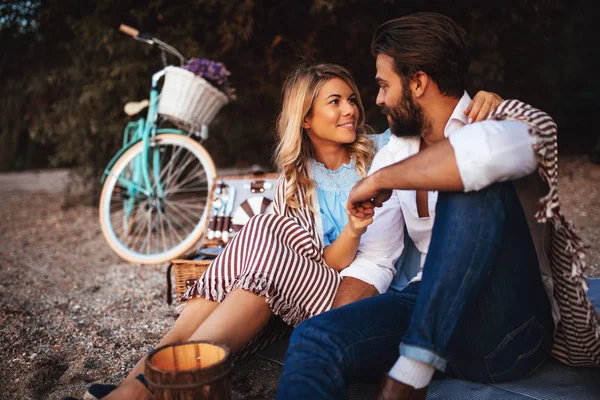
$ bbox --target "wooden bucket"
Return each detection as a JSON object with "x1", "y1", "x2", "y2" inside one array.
[{"x1": 145, "y1": 341, "x2": 232, "y2": 400}]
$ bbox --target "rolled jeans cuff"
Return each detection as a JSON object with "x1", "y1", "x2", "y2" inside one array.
[{"x1": 400, "y1": 342, "x2": 447, "y2": 372}]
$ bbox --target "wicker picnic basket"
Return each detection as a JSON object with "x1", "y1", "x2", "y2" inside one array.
[
  {"x1": 171, "y1": 258, "x2": 213, "y2": 300},
  {"x1": 167, "y1": 172, "x2": 280, "y2": 303},
  {"x1": 158, "y1": 66, "x2": 229, "y2": 130},
  {"x1": 145, "y1": 341, "x2": 232, "y2": 399}
]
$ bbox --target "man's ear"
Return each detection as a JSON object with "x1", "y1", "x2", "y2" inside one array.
[{"x1": 411, "y1": 71, "x2": 429, "y2": 98}]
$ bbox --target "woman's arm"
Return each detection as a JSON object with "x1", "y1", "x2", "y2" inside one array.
[
  {"x1": 465, "y1": 90, "x2": 503, "y2": 123},
  {"x1": 323, "y1": 212, "x2": 373, "y2": 271}
]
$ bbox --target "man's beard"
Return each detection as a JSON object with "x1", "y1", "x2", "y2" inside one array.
[{"x1": 382, "y1": 87, "x2": 430, "y2": 138}]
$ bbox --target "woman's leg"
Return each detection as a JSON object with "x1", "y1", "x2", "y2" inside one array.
[
  {"x1": 188, "y1": 288, "x2": 273, "y2": 353},
  {"x1": 104, "y1": 297, "x2": 219, "y2": 400},
  {"x1": 332, "y1": 277, "x2": 379, "y2": 309},
  {"x1": 104, "y1": 289, "x2": 272, "y2": 399}
]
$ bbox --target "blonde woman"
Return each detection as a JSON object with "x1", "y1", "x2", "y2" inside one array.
[{"x1": 85, "y1": 64, "x2": 501, "y2": 400}]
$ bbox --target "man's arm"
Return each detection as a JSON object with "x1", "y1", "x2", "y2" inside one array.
[
  {"x1": 373, "y1": 138, "x2": 464, "y2": 191},
  {"x1": 349, "y1": 119, "x2": 538, "y2": 216}
]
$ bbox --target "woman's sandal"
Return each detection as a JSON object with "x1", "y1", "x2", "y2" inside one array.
[
  {"x1": 82, "y1": 375, "x2": 151, "y2": 399},
  {"x1": 82, "y1": 383, "x2": 117, "y2": 400}
]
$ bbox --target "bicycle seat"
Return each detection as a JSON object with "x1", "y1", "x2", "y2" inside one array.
[{"x1": 124, "y1": 99, "x2": 150, "y2": 116}]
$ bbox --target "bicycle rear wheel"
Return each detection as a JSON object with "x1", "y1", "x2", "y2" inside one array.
[{"x1": 99, "y1": 133, "x2": 216, "y2": 264}]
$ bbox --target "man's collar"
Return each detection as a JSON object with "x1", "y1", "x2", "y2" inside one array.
[{"x1": 443, "y1": 91, "x2": 471, "y2": 137}]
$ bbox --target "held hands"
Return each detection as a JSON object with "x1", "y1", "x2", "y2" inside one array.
[
  {"x1": 347, "y1": 174, "x2": 392, "y2": 219},
  {"x1": 346, "y1": 210, "x2": 373, "y2": 238},
  {"x1": 464, "y1": 91, "x2": 503, "y2": 123}
]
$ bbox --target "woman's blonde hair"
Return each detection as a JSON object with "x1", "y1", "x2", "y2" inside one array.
[{"x1": 275, "y1": 63, "x2": 374, "y2": 209}]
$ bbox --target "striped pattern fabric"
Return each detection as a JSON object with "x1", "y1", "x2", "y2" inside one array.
[
  {"x1": 491, "y1": 100, "x2": 600, "y2": 366},
  {"x1": 180, "y1": 175, "x2": 340, "y2": 328}
]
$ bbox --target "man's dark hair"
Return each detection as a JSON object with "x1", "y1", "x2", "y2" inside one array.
[{"x1": 371, "y1": 12, "x2": 469, "y2": 98}]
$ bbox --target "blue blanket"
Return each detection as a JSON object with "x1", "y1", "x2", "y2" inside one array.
[{"x1": 259, "y1": 279, "x2": 600, "y2": 399}]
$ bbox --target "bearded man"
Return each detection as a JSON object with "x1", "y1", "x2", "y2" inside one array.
[{"x1": 275, "y1": 12, "x2": 582, "y2": 400}]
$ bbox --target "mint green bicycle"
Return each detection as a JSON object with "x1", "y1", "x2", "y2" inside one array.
[{"x1": 99, "y1": 25, "x2": 224, "y2": 265}]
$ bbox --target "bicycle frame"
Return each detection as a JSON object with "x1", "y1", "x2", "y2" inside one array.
[{"x1": 101, "y1": 69, "x2": 188, "y2": 218}]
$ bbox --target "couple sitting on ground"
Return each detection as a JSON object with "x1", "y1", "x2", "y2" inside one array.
[{"x1": 84, "y1": 12, "x2": 599, "y2": 400}]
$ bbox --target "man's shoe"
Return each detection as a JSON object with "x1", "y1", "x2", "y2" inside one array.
[
  {"x1": 413, "y1": 387, "x2": 427, "y2": 400},
  {"x1": 374, "y1": 376, "x2": 428, "y2": 400}
]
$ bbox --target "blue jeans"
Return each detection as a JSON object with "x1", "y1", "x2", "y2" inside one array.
[{"x1": 276, "y1": 182, "x2": 554, "y2": 400}]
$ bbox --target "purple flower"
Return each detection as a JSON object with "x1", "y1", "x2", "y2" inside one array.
[
  {"x1": 183, "y1": 58, "x2": 231, "y2": 87},
  {"x1": 181, "y1": 58, "x2": 236, "y2": 100}
]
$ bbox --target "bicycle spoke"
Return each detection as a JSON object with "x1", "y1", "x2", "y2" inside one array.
[
  {"x1": 109, "y1": 192, "x2": 147, "y2": 208},
  {"x1": 156, "y1": 206, "x2": 169, "y2": 253},
  {"x1": 165, "y1": 196, "x2": 208, "y2": 204},
  {"x1": 166, "y1": 167, "x2": 207, "y2": 193},
  {"x1": 138, "y1": 210, "x2": 153, "y2": 255},
  {"x1": 136, "y1": 208, "x2": 158, "y2": 255},
  {"x1": 166, "y1": 200, "x2": 198, "y2": 228},
  {"x1": 164, "y1": 187, "x2": 210, "y2": 196},
  {"x1": 156, "y1": 140, "x2": 195, "y2": 193},
  {"x1": 109, "y1": 202, "x2": 140, "y2": 242},
  {"x1": 164, "y1": 149, "x2": 202, "y2": 192},
  {"x1": 163, "y1": 172, "x2": 209, "y2": 196},
  {"x1": 166, "y1": 154, "x2": 206, "y2": 186},
  {"x1": 123, "y1": 208, "x2": 148, "y2": 249},
  {"x1": 149, "y1": 210, "x2": 157, "y2": 255},
  {"x1": 111, "y1": 209, "x2": 127, "y2": 235},
  {"x1": 123, "y1": 205, "x2": 148, "y2": 246},
  {"x1": 164, "y1": 200, "x2": 207, "y2": 221},
  {"x1": 168, "y1": 197, "x2": 203, "y2": 220},
  {"x1": 164, "y1": 199, "x2": 207, "y2": 209},
  {"x1": 152, "y1": 208, "x2": 159, "y2": 254},
  {"x1": 166, "y1": 200, "x2": 197, "y2": 238},
  {"x1": 158, "y1": 141, "x2": 188, "y2": 191},
  {"x1": 162, "y1": 208, "x2": 185, "y2": 245}
]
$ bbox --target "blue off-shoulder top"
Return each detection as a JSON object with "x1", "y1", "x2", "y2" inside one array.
[{"x1": 310, "y1": 131, "x2": 391, "y2": 246}]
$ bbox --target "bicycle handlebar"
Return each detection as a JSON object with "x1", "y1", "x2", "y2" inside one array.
[
  {"x1": 119, "y1": 24, "x2": 139, "y2": 37},
  {"x1": 118, "y1": 23, "x2": 188, "y2": 66}
]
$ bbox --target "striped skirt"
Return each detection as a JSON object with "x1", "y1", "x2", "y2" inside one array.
[{"x1": 179, "y1": 213, "x2": 341, "y2": 356}]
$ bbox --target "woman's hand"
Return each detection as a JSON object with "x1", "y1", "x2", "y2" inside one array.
[
  {"x1": 464, "y1": 91, "x2": 503, "y2": 123},
  {"x1": 346, "y1": 212, "x2": 373, "y2": 238},
  {"x1": 323, "y1": 210, "x2": 373, "y2": 271}
]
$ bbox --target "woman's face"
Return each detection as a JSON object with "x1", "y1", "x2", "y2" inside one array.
[{"x1": 303, "y1": 77, "x2": 359, "y2": 148}]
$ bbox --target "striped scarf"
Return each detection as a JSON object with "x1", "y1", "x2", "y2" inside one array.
[{"x1": 491, "y1": 100, "x2": 600, "y2": 366}]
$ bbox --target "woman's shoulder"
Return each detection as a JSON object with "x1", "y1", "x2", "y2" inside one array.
[{"x1": 274, "y1": 172, "x2": 286, "y2": 192}]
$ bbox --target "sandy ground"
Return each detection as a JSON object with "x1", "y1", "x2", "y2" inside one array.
[{"x1": 0, "y1": 157, "x2": 598, "y2": 400}]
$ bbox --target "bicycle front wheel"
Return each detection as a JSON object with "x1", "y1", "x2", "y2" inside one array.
[{"x1": 99, "y1": 134, "x2": 216, "y2": 264}]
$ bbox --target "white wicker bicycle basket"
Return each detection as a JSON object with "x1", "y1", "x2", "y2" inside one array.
[{"x1": 158, "y1": 66, "x2": 229, "y2": 129}]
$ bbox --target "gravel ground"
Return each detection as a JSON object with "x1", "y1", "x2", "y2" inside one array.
[{"x1": 0, "y1": 157, "x2": 598, "y2": 400}]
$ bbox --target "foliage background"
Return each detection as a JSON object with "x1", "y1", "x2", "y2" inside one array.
[{"x1": 1, "y1": 0, "x2": 599, "y2": 200}]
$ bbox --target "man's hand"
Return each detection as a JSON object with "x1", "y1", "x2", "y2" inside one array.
[{"x1": 347, "y1": 174, "x2": 392, "y2": 218}]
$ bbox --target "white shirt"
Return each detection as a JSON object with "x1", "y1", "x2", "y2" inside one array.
[{"x1": 339, "y1": 92, "x2": 538, "y2": 293}]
